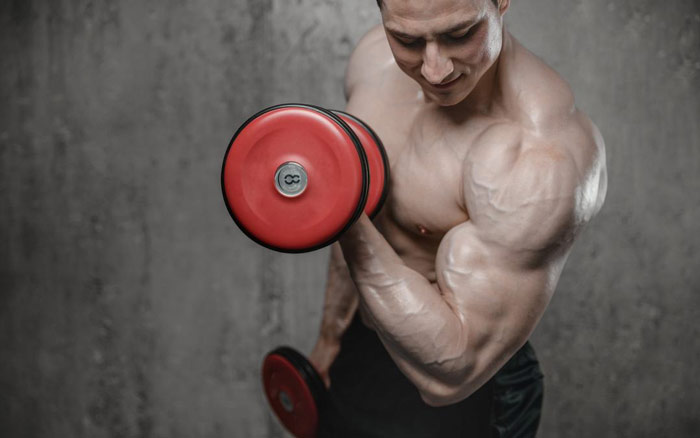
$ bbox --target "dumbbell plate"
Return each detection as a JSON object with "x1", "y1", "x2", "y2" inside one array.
[
  {"x1": 262, "y1": 347, "x2": 327, "y2": 438},
  {"x1": 221, "y1": 104, "x2": 369, "y2": 252},
  {"x1": 332, "y1": 110, "x2": 390, "y2": 218}
]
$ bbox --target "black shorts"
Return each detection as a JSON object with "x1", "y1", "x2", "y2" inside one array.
[{"x1": 318, "y1": 315, "x2": 544, "y2": 438}]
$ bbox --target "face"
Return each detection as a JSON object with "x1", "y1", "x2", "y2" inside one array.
[{"x1": 381, "y1": 0, "x2": 507, "y2": 106}]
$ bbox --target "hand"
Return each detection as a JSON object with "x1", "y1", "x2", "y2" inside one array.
[{"x1": 308, "y1": 336, "x2": 342, "y2": 389}]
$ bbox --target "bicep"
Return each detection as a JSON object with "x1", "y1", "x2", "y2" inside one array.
[
  {"x1": 435, "y1": 222, "x2": 554, "y2": 374},
  {"x1": 434, "y1": 147, "x2": 584, "y2": 375}
]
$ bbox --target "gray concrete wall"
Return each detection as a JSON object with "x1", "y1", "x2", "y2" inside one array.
[{"x1": 0, "y1": 0, "x2": 697, "y2": 437}]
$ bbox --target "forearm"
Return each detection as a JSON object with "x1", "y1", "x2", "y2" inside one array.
[
  {"x1": 316, "y1": 243, "x2": 360, "y2": 342},
  {"x1": 338, "y1": 215, "x2": 473, "y2": 398}
]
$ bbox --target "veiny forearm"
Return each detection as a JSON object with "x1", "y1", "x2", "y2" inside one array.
[
  {"x1": 317, "y1": 243, "x2": 360, "y2": 342},
  {"x1": 338, "y1": 215, "x2": 473, "y2": 397}
]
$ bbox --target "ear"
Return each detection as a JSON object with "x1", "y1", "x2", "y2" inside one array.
[{"x1": 498, "y1": 0, "x2": 510, "y2": 15}]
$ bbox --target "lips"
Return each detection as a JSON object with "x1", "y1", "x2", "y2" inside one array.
[{"x1": 431, "y1": 74, "x2": 462, "y2": 90}]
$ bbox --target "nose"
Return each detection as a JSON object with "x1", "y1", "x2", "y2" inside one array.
[{"x1": 421, "y1": 41, "x2": 454, "y2": 84}]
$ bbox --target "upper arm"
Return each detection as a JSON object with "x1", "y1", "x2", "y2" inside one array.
[
  {"x1": 426, "y1": 120, "x2": 606, "y2": 403},
  {"x1": 467, "y1": 135, "x2": 580, "y2": 264},
  {"x1": 463, "y1": 115, "x2": 606, "y2": 264}
]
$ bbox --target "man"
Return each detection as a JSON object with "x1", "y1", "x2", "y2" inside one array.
[{"x1": 309, "y1": 0, "x2": 607, "y2": 436}]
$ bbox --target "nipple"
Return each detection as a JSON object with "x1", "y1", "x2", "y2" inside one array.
[{"x1": 416, "y1": 224, "x2": 431, "y2": 235}]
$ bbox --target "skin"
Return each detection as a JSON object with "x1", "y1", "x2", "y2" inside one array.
[{"x1": 309, "y1": 0, "x2": 607, "y2": 406}]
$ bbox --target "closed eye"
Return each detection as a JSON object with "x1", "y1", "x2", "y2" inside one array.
[
  {"x1": 387, "y1": 30, "x2": 424, "y2": 48},
  {"x1": 444, "y1": 21, "x2": 482, "y2": 44},
  {"x1": 444, "y1": 28, "x2": 475, "y2": 43},
  {"x1": 395, "y1": 36, "x2": 423, "y2": 48}
]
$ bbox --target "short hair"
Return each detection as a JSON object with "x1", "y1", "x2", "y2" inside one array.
[{"x1": 376, "y1": 0, "x2": 499, "y2": 8}]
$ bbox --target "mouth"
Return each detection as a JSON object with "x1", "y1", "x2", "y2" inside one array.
[{"x1": 430, "y1": 74, "x2": 463, "y2": 90}]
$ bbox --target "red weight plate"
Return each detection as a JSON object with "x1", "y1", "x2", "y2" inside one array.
[
  {"x1": 222, "y1": 104, "x2": 369, "y2": 252},
  {"x1": 333, "y1": 111, "x2": 390, "y2": 218},
  {"x1": 262, "y1": 353, "x2": 319, "y2": 438}
]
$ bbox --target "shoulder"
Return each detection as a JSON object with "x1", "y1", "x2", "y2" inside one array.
[
  {"x1": 344, "y1": 24, "x2": 394, "y2": 99},
  {"x1": 499, "y1": 35, "x2": 577, "y2": 129},
  {"x1": 475, "y1": 36, "x2": 606, "y2": 218},
  {"x1": 464, "y1": 101, "x2": 607, "y2": 262}
]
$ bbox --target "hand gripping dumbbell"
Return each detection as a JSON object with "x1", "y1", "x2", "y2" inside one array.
[
  {"x1": 221, "y1": 103, "x2": 390, "y2": 253},
  {"x1": 221, "y1": 104, "x2": 390, "y2": 436}
]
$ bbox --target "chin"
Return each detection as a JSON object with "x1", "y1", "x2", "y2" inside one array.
[
  {"x1": 434, "y1": 94, "x2": 468, "y2": 107},
  {"x1": 425, "y1": 86, "x2": 472, "y2": 107}
]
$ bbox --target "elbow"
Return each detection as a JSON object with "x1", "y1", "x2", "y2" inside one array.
[
  {"x1": 417, "y1": 343, "x2": 478, "y2": 407},
  {"x1": 417, "y1": 373, "x2": 478, "y2": 407},
  {"x1": 419, "y1": 383, "x2": 475, "y2": 408}
]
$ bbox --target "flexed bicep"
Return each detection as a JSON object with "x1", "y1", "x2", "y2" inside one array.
[
  {"x1": 434, "y1": 220, "x2": 556, "y2": 387},
  {"x1": 424, "y1": 127, "x2": 605, "y2": 404}
]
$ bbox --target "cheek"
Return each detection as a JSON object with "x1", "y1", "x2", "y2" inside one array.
[
  {"x1": 460, "y1": 24, "x2": 501, "y2": 67},
  {"x1": 454, "y1": 43, "x2": 481, "y2": 67},
  {"x1": 480, "y1": 22, "x2": 503, "y2": 62},
  {"x1": 390, "y1": 46, "x2": 423, "y2": 72}
]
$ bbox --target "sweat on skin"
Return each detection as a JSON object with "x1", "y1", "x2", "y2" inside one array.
[{"x1": 310, "y1": 0, "x2": 607, "y2": 407}]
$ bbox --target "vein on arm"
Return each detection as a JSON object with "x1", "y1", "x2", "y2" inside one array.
[{"x1": 339, "y1": 123, "x2": 603, "y2": 406}]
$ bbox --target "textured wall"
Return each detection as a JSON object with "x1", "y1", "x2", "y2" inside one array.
[
  {"x1": 508, "y1": 2, "x2": 700, "y2": 436},
  {"x1": 0, "y1": 1, "x2": 698, "y2": 437}
]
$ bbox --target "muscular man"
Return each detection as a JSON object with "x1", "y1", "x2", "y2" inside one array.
[{"x1": 309, "y1": 0, "x2": 607, "y2": 436}]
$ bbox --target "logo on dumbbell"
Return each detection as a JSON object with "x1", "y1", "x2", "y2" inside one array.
[
  {"x1": 275, "y1": 162, "x2": 308, "y2": 197},
  {"x1": 284, "y1": 174, "x2": 301, "y2": 185}
]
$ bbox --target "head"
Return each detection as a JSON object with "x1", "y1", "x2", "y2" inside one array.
[{"x1": 377, "y1": 0, "x2": 510, "y2": 106}]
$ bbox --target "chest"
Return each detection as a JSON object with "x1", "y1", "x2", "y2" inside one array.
[{"x1": 369, "y1": 108, "x2": 475, "y2": 238}]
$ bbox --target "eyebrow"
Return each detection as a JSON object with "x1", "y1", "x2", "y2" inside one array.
[{"x1": 386, "y1": 19, "x2": 477, "y2": 39}]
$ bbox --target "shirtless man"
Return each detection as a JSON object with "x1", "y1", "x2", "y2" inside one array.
[{"x1": 308, "y1": 0, "x2": 607, "y2": 436}]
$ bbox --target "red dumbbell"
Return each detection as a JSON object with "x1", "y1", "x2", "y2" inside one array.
[
  {"x1": 261, "y1": 347, "x2": 327, "y2": 438},
  {"x1": 221, "y1": 103, "x2": 389, "y2": 252}
]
